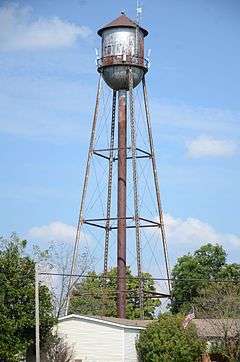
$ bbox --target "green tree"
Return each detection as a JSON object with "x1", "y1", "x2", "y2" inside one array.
[
  {"x1": 217, "y1": 263, "x2": 240, "y2": 280},
  {"x1": 0, "y1": 235, "x2": 56, "y2": 361},
  {"x1": 69, "y1": 267, "x2": 159, "y2": 319},
  {"x1": 194, "y1": 282, "x2": 240, "y2": 319},
  {"x1": 39, "y1": 334, "x2": 74, "y2": 362},
  {"x1": 194, "y1": 283, "x2": 240, "y2": 361},
  {"x1": 136, "y1": 314, "x2": 205, "y2": 362},
  {"x1": 171, "y1": 243, "x2": 228, "y2": 313}
]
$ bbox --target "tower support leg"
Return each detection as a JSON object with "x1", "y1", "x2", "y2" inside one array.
[
  {"x1": 117, "y1": 90, "x2": 127, "y2": 318},
  {"x1": 129, "y1": 68, "x2": 144, "y2": 318},
  {"x1": 142, "y1": 76, "x2": 171, "y2": 295},
  {"x1": 65, "y1": 75, "x2": 102, "y2": 315},
  {"x1": 104, "y1": 90, "x2": 117, "y2": 274}
]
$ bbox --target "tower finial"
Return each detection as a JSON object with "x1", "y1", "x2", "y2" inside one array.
[{"x1": 136, "y1": 0, "x2": 142, "y2": 24}]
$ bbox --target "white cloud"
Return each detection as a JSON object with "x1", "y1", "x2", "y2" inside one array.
[
  {"x1": 28, "y1": 221, "x2": 76, "y2": 243},
  {"x1": 186, "y1": 135, "x2": 238, "y2": 158},
  {"x1": 27, "y1": 221, "x2": 93, "y2": 248},
  {"x1": 0, "y1": 3, "x2": 92, "y2": 51},
  {"x1": 28, "y1": 217, "x2": 240, "y2": 247},
  {"x1": 152, "y1": 101, "x2": 240, "y2": 137},
  {"x1": 164, "y1": 214, "x2": 240, "y2": 247}
]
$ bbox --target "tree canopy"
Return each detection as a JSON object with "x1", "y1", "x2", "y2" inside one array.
[
  {"x1": 136, "y1": 314, "x2": 205, "y2": 362},
  {"x1": 193, "y1": 283, "x2": 240, "y2": 361},
  {"x1": 170, "y1": 243, "x2": 240, "y2": 313},
  {"x1": 69, "y1": 267, "x2": 159, "y2": 319},
  {"x1": 0, "y1": 235, "x2": 56, "y2": 361}
]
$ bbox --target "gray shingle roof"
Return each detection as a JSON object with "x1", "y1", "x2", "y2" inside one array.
[
  {"x1": 92, "y1": 315, "x2": 151, "y2": 328},
  {"x1": 193, "y1": 319, "x2": 240, "y2": 338}
]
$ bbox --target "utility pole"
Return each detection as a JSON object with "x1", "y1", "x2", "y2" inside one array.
[{"x1": 35, "y1": 263, "x2": 40, "y2": 362}]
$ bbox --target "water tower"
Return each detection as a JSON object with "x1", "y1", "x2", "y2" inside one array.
[
  {"x1": 97, "y1": 11, "x2": 148, "y2": 90},
  {"x1": 67, "y1": 12, "x2": 171, "y2": 319}
]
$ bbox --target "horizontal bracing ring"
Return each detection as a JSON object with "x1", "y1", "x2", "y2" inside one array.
[
  {"x1": 93, "y1": 147, "x2": 152, "y2": 161},
  {"x1": 83, "y1": 216, "x2": 162, "y2": 230}
]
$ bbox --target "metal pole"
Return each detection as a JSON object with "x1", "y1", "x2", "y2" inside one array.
[
  {"x1": 129, "y1": 68, "x2": 144, "y2": 318},
  {"x1": 117, "y1": 89, "x2": 127, "y2": 318},
  {"x1": 66, "y1": 75, "x2": 102, "y2": 315},
  {"x1": 104, "y1": 90, "x2": 117, "y2": 274},
  {"x1": 142, "y1": 76, "x2": 172, "y2": 295},
  {"x1": 35, "y1": 263, "x2": 40, "y2": 362}
]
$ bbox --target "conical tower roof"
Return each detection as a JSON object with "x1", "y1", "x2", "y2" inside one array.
[{"x1": 97, "y1": 13, "x2": 148, "y2": 37}]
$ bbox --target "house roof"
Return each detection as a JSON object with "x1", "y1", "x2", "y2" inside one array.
[
  {"x1": 92, "y1": 315, "x2": 151, "y2": 328},
  {"x1": 97, "y1": 13, "x2": 148, "y2": 37},
  {"x1": 59, "y1": 314, "x2": 152, "y2": 330},
  {"x1": 59, "y1": 315, "x2": 240, "y2": 338},
  {"x1": 193, "y1": 319, "x2": 240, "y2": 338}
]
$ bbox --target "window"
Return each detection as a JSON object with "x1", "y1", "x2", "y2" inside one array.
[
  {"x1": 107, "y1": 45, "x2": 111, "y2": 55},
  {"x1": 116, "y1": 44, "x2": 121, "y2": 54}
]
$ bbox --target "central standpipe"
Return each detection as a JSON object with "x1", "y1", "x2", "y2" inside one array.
[{"x1": 117, "y1": 90, "x2": 127, "y2": 318}]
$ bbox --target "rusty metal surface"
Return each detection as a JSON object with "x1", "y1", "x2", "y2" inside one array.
[
  {"x1": 101, "y1": 65, "x2": 144, "y2": 90},
  {"x1": 117, "y1": 90, "x2": 127, "y2": 318},
  {"x1": 101, "y1": 27, "x2": 144, "y2": 58},
  {"x1": 97, "y1": 55, "x2": 148, "y2": 69},
  {"x1": 97, "y1": 13, "x2": 148, "y2": 37},
  {"x1": 104, "y1": 90, "x2": 117, "y2": 275},
  {"x1": 129, "y1": 68, "x2": 144, "y2": 318},
  {"x1": 97, "y1": 19, "x2": 147, "y2": 90}
]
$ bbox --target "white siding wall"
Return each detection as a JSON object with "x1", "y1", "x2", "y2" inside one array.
[
  {"x1": 57, "y1": 318, "x2": 124, "y2": 362},
  {"x1": 124, "y1": 329, "x2": 140, "y2": 362}
]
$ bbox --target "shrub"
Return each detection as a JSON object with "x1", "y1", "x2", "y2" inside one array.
[{"x1": 136, "y1": 314, "x2": 205, "y2": 362}]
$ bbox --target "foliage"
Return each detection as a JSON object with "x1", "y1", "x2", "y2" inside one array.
[
  {"x1": 194, "y1": 283, "x2": 240, "y2": 319},
  {"x1": 69, "y1": 267, "x2": 159, "y2": 319},
  {"x1": 170, "y1": 243, "x2": 240, "y2": 313},
  {"x1": 170, "y1": 243, "x2": 240, "y2": 361},
  {"x1": 209, "y1": 340, "x2": 240, "y2": 362},
  {"x1": 194, "y1": 283, "x2": 240, "y2": 362},
  {"x1": 41, "y1": 334, "x2": 74, "y2": 362},
  {"x1": 217, "y1": 263, "x2": 240, "y2": 280},
  {"x1": 33, "y1": 241, "x2": 90, "y2": 318},
  {"x1": 136, "y1": 313, "x2": 205, "y2": 362},
  {"x1": 0, "y1": 235, "x2": 56, "y2": 361}
]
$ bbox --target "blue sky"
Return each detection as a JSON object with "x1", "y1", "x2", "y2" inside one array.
[{"x1": 0, "y1": 0, "x2": 240, "y2": 271}]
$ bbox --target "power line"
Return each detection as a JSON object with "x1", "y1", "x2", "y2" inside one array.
[{"x1": 39, "y1": 271, "x2": 240, "y2": 283}]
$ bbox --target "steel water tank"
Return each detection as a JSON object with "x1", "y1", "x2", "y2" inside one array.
[{"x1": 97, "y1": 13, "x2": 148, "y2": 90}]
